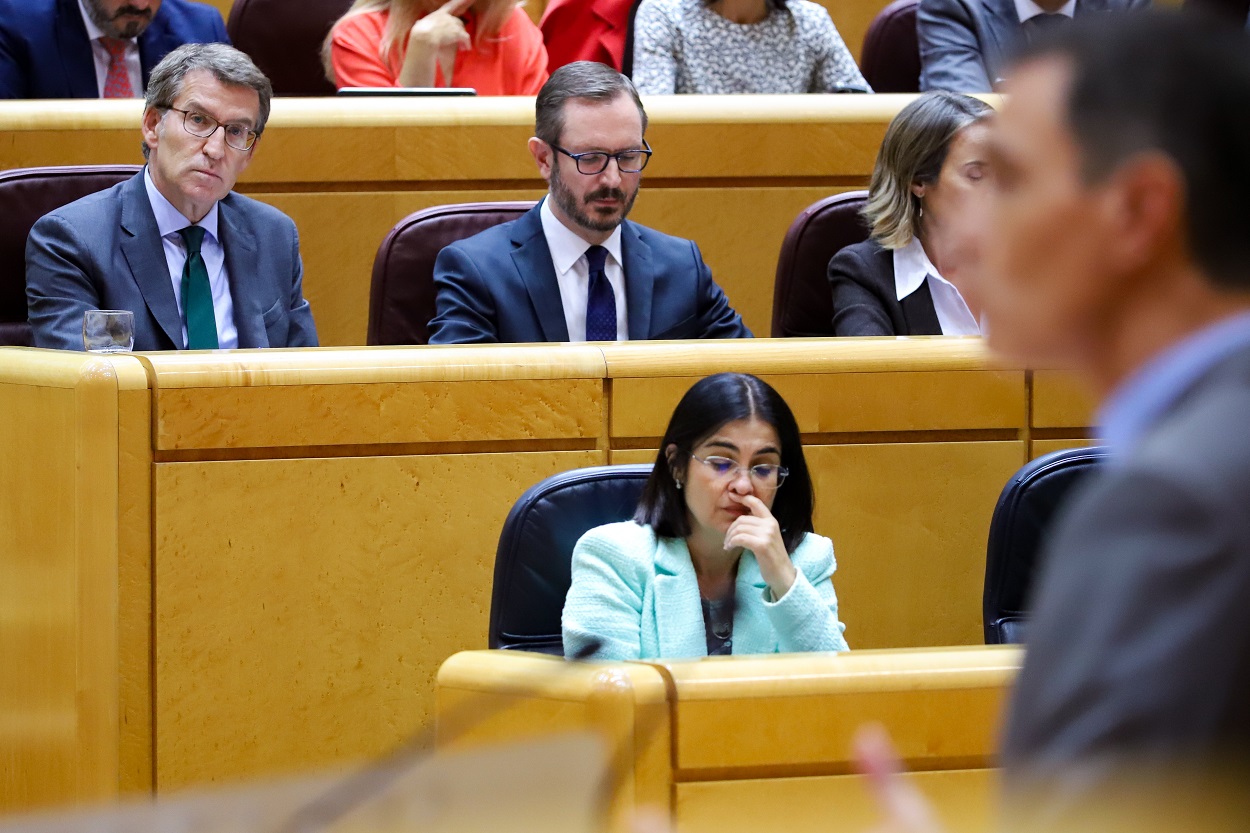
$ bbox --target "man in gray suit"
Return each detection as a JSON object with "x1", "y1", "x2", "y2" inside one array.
[
  {"x1": 26, "y1": 42, "x2": 317, "y2": 351},
  {"x1": 859, "y1": 11, "x2": 1250, "y2": 832},
  {"x1": 917, "y1": 0, "x2": 1149, "y2": 92}
]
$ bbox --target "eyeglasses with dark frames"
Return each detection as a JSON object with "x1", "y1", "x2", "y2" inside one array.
[
  {"x1": 549, "y1": 139, "x2": 653, "y2": 175},
  {"x1": 690, "y1": 453, "x2": 789, "y2": 489},
  {"x1": 163, "y1": 106, "x2": 260, "y2": 151}
]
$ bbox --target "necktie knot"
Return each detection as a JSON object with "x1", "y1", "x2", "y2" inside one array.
[
  {"x1": 585, "y1": 245, "x2": 608, "y2": 274},
  {"x1": 179, "y1": 225, "x2": 206, "y2": 254},
  {"x1": 100, "y1": 36, "x2": 129, "y2": 60}
]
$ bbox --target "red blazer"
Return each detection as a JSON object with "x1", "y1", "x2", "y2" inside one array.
[{"x1": 539, "y1": 0, "x2": 635, "y2": 73}]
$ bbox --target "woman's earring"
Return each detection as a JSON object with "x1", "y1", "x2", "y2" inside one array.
[{"x1": 674, "y1": 478, "x2": 683, "y2": 490}]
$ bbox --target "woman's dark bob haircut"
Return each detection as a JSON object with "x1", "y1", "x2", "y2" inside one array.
[{"x1": 633, "y1": 372, "x2": 814, "y2": 553}]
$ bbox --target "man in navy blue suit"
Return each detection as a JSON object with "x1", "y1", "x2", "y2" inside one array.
[
  {"x1": 427, "y1": 61, "x2": 751, "y2": 344},
  {"x1": 0, "y1": 0, "x2": 228, "y2": 99}
]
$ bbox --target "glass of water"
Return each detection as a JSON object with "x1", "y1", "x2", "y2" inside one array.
[{"x1": 83, "y1": 310, "x2": 135, "y2": 353}]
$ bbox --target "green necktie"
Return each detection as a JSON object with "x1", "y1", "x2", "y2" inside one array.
[{"x1": 178, "y1": 225, "x2": 218, "y2": 349}]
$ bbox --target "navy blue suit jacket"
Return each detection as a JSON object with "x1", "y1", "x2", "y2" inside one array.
[
  {"x1": 26, "y1": 171, "x2": 318, "y2": 351},
  {"x1": 427, "y1": 203, "x2": 751, "y2": 344},
  {"x1": 0, "y1": 0, "x2": 228, "y2": 99}
]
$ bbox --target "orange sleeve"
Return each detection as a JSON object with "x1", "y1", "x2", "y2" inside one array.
[
  {"x1": 329, "y1": 11, "x2": 402, "y2": 89},
  {"x1": 505, "y1": 7, "x2": 549, "y2": 95}
]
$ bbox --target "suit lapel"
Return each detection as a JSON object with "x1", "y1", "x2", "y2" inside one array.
[
  {"x1": 218, "y1": 196, "x2": 263, "y2": 347},
  {"x1": 731, "y1": 554, "x2": 775, "y2": 655},
  {"x1": 510, "y1": 206, "x2": 571, "y2": 342},
  {"x1": 56, "y1": 0, "x2": 102, "y2": 98},
  {"x1": 980, "y1": 0, "x2": 1022, "y2": 53},
  {"x1": 621, "y1": 222, "x2": 654, "y2": 340},
  {"x1": 653, "y1": 538, "x2": 709, "y2": 658},
  {"x1": 119, "y1": 173, "x2": 184, "y2": 348},
  {"x1": 901, "y1": 280, "x2": 943, "y2": 335}
]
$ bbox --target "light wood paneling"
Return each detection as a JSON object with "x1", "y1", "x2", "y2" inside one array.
[
  {"x1": 1031, "y1": 438, "x2": 1095, "y2": 459},
  {"x1": 0, "y1": 350, "x2": 150, "y2": 812},
  {"x1": 437, "y1": 647, "x2": 1020, "y2": 831},
  {"x1": 676, "y1": 769, "x2": 996, "y2": 833},
  {"x1": 153, "y1": 450, "x2": 602, "y2": 789},
  {"x1": 1032, "y1": 370, "x2": 1097, "y2": 429},
  {"x1": 811, "y1": 441, "x2": 1024, "y2": 649}
]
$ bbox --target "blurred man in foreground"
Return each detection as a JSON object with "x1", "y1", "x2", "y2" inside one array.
[{"x1": 864, "y1": 10, "x2": 1250, "y2": 831}]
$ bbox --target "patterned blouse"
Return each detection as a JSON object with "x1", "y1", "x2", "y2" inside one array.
[{"x1": 632, "y1": 0, "x2": 871, "y2": 94}]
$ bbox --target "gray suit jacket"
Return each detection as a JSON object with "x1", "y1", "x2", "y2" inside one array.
[
  {"x1": 1001, "y1": 344, "x2": 1250, "y2": 807},
  {"x1": 26, "y1": 171, "x2": 318, "y2": 351},
  {"x1": 917, "y1": 0, "x2": 1151, "y2": 92}
]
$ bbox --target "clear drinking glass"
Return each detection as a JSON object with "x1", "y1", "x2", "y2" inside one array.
[{"x1": 83, "y1": 310, "x2": 135, "y2": 353}]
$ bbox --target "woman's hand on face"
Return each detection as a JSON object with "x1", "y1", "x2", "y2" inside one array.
[
  {"x1": 724, "y1": 494, "x2": 797, "y2": 600},
  {"x1": 407, "y1": 0, "x2": 474, "y2": 83}
]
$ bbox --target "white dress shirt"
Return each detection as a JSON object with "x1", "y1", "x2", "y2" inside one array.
[
  {"x1": 1014, "y1": 0, "x2": 1076, "y2": 23},
  {"x1": 539, "y1": 197, "x2": 629, "y2": 342},
  {"x1": 892, "y1": 236, "x2": 980, "y2": 336},
  {"x1": 78, "y1": 0, "x2": 143, "y2": 97},
  {"x1": 144, "y1": 168, "x2": 239, "y2": 349}
]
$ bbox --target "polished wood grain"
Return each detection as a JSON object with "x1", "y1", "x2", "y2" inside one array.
[
  {"x1": 437, "y1": 646, "x2": 1022, "y2": 832},
  {"x1": 0, "y1": 349, "x2": 150, "y2": 811},
  {"x1": 1032, "y1": 370, "x2": 1098, "y2": 430}
]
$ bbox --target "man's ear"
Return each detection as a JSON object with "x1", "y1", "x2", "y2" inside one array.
[
  {"x1": 529, "y1": 136, "x2": 554, "y2": 183},
  {"x1": 1100, "y1": 151, "x2": 1185, "y2": 275},
  {"x1": 141, "y1": 107, "x2": 162, "y2": 153}
]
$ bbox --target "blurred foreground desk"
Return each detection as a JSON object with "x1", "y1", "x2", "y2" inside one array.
[
  {"x1": 437, "y1": 646, "x2": 1024, "y2": 832},
  {"x1": 0, "y1": 338, "x2": 1089, "y2": 812}
]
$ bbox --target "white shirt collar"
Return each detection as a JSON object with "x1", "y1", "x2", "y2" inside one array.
[
  {"x1": 892, "y1": 235, "x2": 941, "y2": 302},
  {"x1": 539, "y1": 196, "x2": 624, "y2": 275},
  {"x1": 144, "y1": 166, "x2": 220, "y2": 244},
  {"x1": 1014, "y1": 0, "x2": 1075, "y2": 23}
]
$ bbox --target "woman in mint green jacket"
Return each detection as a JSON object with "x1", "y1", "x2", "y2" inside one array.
[{"x1": 562, "y1": 373, "x2": 849, "y2": 660}]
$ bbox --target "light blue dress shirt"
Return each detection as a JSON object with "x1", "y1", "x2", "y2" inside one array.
[{"x1": 1097, "y1": 310, "x2": 1250, "y2": 458}]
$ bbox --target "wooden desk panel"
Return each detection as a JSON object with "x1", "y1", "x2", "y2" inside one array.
[
  {"x1": 153, "y1": 449, "x2": 603, "y2": 789},
  {"x1": 676, "y1": 769, "x2": 996, "y2": 833},
  {"x1": 437, "y1": 647, "x2": 1021, "y2": 832}
]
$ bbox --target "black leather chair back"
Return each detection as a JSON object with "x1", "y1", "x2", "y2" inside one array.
[
  {"x1": 984, "y1": 446, "x2": 1108, "y2": 644},
  {"x1": 0, "y1": 165, "x2": 141, "y2": 346},
  {"x1": 860, "y1": 0, "x2": 921, "y2": 93},
  {"x1": 227, "y1": 0, "x2": 353, "y2": 96},
  {"x1": 368, "y1": 201, "x2": 536, "y2": 345},
  {"x1": 771, "y1": 190, "x2": 869, "y2": 338},
  {"x1": 490, "y1": 464, "x2": 653, "y2": 654}
]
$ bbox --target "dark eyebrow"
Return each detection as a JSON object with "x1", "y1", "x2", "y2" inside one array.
[
  {"x1": 182, "y1": 100, "x2": 256, "y2": 129},
  {"x1": 702, "y1": 440, "x2": 781, "y2": 458}
]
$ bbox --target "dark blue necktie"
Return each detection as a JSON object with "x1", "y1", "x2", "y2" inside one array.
[{"x1": 584, "y1": 245, "x2": 617, "y2": 342}]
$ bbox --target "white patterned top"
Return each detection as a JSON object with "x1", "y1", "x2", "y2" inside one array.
[{"x1": 632, "y1": 0, "x2": 871, "y2": 94}]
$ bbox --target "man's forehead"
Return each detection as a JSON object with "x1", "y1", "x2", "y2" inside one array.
[{"x1": 993, "y1": 57, "x2": 1074, "y2": 154}]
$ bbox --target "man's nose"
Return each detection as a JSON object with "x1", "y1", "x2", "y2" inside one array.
[
  {"x1": 202, "y1": 127, "x2": 228, "y2": 157},
  {"x1": 598, "y1": 158, "x2": 623, "y2": 187}
]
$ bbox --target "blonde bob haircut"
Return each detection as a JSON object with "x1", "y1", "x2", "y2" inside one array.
[{"x1": 862, "y1": 91, "x2": 993, "y2": 250}]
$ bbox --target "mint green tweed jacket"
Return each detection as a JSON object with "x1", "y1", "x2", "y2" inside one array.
[{"x1": 562, "y1": 521, "x2": 849, "y2": 660}]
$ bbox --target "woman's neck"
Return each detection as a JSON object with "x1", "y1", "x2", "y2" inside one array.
[
  {"x1": 711, "y1": 0, "x2": 770, "y2": 24},
  {"x1": 688, "y1": 532, "x2": 741, "y2": 599},
  {"x1": 916, "y1": 226, "x2": 982, "y2": 320}
]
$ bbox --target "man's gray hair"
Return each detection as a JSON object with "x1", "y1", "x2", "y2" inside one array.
[
  {"x1": 535, "y1": 61, "x2": 647, "y2": 147},
  {"x1": 142, "y1": 43, "x2": 273, "y2": 159}
]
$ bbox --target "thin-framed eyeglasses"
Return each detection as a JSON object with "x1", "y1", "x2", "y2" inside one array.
[
  {"x1": 163, "y1": 106, "x2": 260, "y2": 151},
  {"x1": 550, "y1": 139, "x2": 652, "y2": 175},
  {"x1": 690, "y1": 453, "x2": 789, "y2": 488}
]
